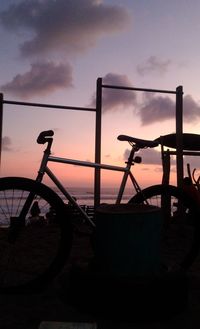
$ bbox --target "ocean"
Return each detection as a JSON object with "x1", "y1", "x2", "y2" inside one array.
[
  {"x1": 55, "y1": 186, "x2": 135, "y2": 206},
  {"x1": 0, "y1": 186, "x2": 136, "y2": 226}
]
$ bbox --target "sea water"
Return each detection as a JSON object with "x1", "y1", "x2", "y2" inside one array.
[
  {"x1": 0, "y1": 187, "x2": 135, "y2": 226},
  {"x1": 55, "y1": 186, "x2": 135, "y2": 206}
]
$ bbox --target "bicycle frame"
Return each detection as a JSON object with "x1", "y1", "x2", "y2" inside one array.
[{"x1": 35, "y1": 141, "x2": 143, "y2": 227}]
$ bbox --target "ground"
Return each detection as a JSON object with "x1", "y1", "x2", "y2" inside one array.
[{"x1": 1, "y1": 224, "x2": 200, "y2": 329}]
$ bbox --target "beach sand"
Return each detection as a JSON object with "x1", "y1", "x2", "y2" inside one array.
[{"x1": 1, "y1": 226, "x2": 200, "y2": 329}]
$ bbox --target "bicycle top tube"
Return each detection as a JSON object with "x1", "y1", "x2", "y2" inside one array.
[
  {"x1": 48, "y1": 156, "x2": 129, "y2": 172},
  {"x1": 36, "y1": 130, "x2": 159, "y2": 175}
]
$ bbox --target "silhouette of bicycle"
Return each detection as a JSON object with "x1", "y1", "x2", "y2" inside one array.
[{"x1": 0, "y1": 130, "x2": 199, "y2": 292}]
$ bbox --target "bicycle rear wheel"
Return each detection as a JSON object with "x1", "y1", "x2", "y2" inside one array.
[
  {"x1": 129, "y1": 184, "x2": 200, "y2": 271},
  {"x1": 0, "y1": 177, "x2": 72, "y2": 293}
]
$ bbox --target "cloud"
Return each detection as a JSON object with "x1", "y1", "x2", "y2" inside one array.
[
  {"x1": 0, "y1": 1, "x2": 131, "y2": 98},
  {"x1": 90, "y1": 73, "x2": 137, "y2": 112},
  {"x1": 139, "y1": 93, "x2": 200, "y2": 125},
  {"x1": 124, "y1": 147, "x2": 162, "y2": 165},
  {"x1": 2, "y1": 136, "x2": 13, "y2": 151},
  {"x1": 0, "y1": 0, "x2": 130, "y2": 57},
  {"x1": 139, "y1": 94, "x2": 175, "y2": 125},
  {"x1": 89, "y1": 72, "x2": 200, "y2": 125},
  {"x1": 183, "y1": 95, "x2": 200, "y2": 123},
  {"x1": 89, "y1": 73, "x2": 200, "y2": 125},
  {"x1": 137, "y1": 56, "x2": 172, "y2": 76},
  {"x1": 1, "y1": 61, "x2": 73, "y2": 98}
]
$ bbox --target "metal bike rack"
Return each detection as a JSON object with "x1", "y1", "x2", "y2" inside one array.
[
  {"x1": 0, "y1": 80, "x2": 184, "y2": 207},
  {"x1": 96, "y1": 79, "x2": 184, "y2": 202}
]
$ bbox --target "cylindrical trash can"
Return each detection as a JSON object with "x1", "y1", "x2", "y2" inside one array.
[{"x1": 94, "y1": 204, "x2": 162, "y2": 276}]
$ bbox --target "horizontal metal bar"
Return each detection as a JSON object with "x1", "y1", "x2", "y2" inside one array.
[
  {"x1": 102, "y1": 84, "x2": 178, "y2": 95},
  {"x1": 3, "y1": 100, "x2": 96, "y2": 112},
  {"x1": 49, "y1": 155, "x2": 127, "y2": 172},
  {"x1": 164, "y1": 150, "x2": 200, "y2": 156}
]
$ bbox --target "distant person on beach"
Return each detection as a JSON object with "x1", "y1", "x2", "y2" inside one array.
[{"x1": 28, "y1": 201, "x2": 45, "y2": 226}]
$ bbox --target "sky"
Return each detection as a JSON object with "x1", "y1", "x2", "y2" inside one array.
[{"x1": 1, "y1": 0, "x2": 200, "y2": 192}]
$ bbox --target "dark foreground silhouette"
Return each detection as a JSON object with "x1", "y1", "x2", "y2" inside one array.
[{"x1": 1, "y1": 221, "x2": 200, "y2": 329}]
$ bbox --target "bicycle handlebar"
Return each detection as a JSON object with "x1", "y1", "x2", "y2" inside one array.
[{"x1": 37, "y1": 130, "x2": 54, "y2": 144}]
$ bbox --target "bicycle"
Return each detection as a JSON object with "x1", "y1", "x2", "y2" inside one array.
[{"x1": 0, "y1": 130, "x2": 199, "y2": 293}]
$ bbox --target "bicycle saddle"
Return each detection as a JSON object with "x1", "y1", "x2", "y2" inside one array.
[{"x1": 117, "y1": 135, "x2": 159, "y2": 148}]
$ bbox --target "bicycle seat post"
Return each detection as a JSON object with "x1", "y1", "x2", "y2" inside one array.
[
  {"x1": 125, "y1": 143, "x2": 140, "y2": 168},
  {"x1": 45, "y1": 138, "x2": 53, "y2": 154},
  {"x1": 36, "y1": 130, "x2": 54, "y2": 182}
]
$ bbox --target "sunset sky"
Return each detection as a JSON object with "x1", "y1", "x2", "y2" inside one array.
[{"x1": 1, "y1": 0, "x2": 200, "y2": 191}]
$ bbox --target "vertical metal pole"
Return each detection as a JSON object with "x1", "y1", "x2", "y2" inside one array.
[
  {"x1": 94, "y1": 78, "x2": 102, "y2": 208},
  {"x1": 176, "y1": 86, "x2": 183, "y2": 188},
  {"x1": 0, "y1": 93, "x2": 3, "y2": 168}
]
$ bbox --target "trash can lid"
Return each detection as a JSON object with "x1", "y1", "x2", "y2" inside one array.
[
  {"x1": 155, "y1": 133, "x2": 200, "y2": 151},
  {"x1": 96, "y1": 203, "x2": 160, "y2": 214}
]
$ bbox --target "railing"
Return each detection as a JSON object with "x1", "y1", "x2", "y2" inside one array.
[
  {"x1": 0, "y1": 78, "x2": 184, "y2": 206},
  {"x1": 0, "y1": 87, "x2": 102, "y2": 208},
  {"x1": 97, "y1": 78, "x2": 184, "y2": 190}
]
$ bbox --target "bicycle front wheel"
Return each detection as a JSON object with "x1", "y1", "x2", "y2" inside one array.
[
  {"x1": 129, "y1": 184, "x2": 200, "y2": 271},
  {"x1": 0, "y1": 177, "x2": 73, "y2": 293}
]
